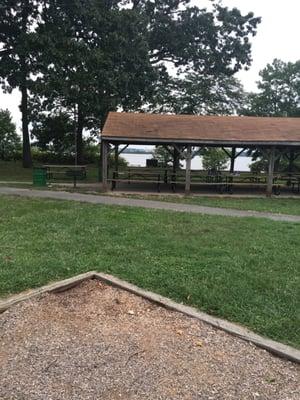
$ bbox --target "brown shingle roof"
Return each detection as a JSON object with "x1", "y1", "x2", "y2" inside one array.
[{"x1": 102, "y1": 112, "x2": 300, "y2": 146}]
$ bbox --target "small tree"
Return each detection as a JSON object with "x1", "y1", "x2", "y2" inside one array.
[
  {"x1": 0, "y1": 109, "x2": 20, "y2": 160},
  {"x1": 202, "y1": 148, "x2": 229, "y2": 172}
]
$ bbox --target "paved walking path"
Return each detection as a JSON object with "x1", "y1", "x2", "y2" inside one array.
[{"x1": 0, "y1": 186, "x2": 300, "y2": 223}]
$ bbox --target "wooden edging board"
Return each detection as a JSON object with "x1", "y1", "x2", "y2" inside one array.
[
  {"x1": 0, "y1": 271, "x2": 96, "y2": 313},
  {"x1": 0, "y1": 271, "x2": 299, "y2": 365}
]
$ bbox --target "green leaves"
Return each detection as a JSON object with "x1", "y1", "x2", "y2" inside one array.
[
  {"x1": 243, "y1": 59, "x2": 300, "y2": 117},
  {"x1": 201, "y1": 147, "x2": 229, "y2": 172},
  {"x1": 31, "y1": 113, "x2": 74, "y2": 154},
  {"x1": 0, "y1": 0, "x2": 40, "y2": 88},
  {"x1": 148, "y1": 73, "x2": 245, "y2": 115},
  {"x1": 147, "y1": 1, "x2": 260, "y2": 75}
]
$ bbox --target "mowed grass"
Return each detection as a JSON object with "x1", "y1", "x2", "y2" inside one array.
[
  {"x1": 0, "y1": 161, "x2": 33, "y2": 182},
  {"x1": 0, "y1": 160, "x2": 100, "y2": 182},
  {"x1": 118, "y1": 193, "x2": 300, "y2": 216},
  {"x1": 0, "y1": 195, "x2": 299, "y2": 348}
]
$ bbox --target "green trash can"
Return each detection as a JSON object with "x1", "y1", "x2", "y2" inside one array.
[{"x1": 33, "y1": 167, "x2": 47, "y2": 187}]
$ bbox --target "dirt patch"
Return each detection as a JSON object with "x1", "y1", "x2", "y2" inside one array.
[{"x1": 0, "y1": 280, "x2": 299, "y2": 399}]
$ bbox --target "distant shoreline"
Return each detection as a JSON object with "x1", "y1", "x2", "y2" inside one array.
[
  {"x1": 123, "y1": 150, "x2": 152, "y2": 154},
  {"x1": 123, "y1": 149, "x2": 249, "y2": 157}
]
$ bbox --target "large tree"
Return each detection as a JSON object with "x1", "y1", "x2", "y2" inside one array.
[{"x1": 0, "y1": 0, "x2": 40, "y2": 167}]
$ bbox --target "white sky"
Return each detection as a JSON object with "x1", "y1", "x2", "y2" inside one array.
[
  {"x1": 204, "y1": 0, "x2": 300, "y2": 91},
  {"x1": 1, "y1": 0, "x2": 300, "y2": 131}
]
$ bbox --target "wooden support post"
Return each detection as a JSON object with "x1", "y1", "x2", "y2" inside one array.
[
  {"x1": 185, "y1": 145, "x2": 192, "y2": 194},
  {"x1": 266, "y1": 147, "x2": 276, "y2": 197},
  {"x1": 173, "y1": 146, "x2": 179, "y2": 174},
  {"x1": 115, "y1": 144, "x2": 119, "y2": 173},
  {"x1": 98, "y1": 142, "x2": 102, "y2": 182},
  {"x1": 174, "y1": 144, "x2": 187, "y2": 159},
  {"x1": 230, "y1": 147, "x2": 236, "y2": 173},
  {"x1": 288, "y1": 150, "x2": 295, "y2": 173},
  {"x1": 101, "y1": 140, "x2": 108, "y2": 191}
]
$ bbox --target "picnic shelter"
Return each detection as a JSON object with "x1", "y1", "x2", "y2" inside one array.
[{"x1": 101, "y1": 112, "x2": 300, "y2": 196}]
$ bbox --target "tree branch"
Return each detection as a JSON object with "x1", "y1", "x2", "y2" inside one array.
[
  {"x1": 132, "y1": 0, "x2": 141, "y2": 10},
  {"x1": 0, "y1": 48, "x2": 12, "y2": 56}
]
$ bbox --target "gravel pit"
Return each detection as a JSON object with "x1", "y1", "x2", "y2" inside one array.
[{"x1": 0, "y1": 280, "x2": 299, "y2": 400}]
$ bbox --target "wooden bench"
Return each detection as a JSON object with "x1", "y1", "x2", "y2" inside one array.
[
  {"x1": 225, "y1": 173, "x2": 282, "y2": 195},
  {"x1": 170, "y1": 171, "x2": 228, "y2": 193},
  {"x1": 170, "y1": 171, "x2": 282, "y2": 195},
  {"x1": 109, "y1": 170, "x2": 164, "y2": 192},
  {"x1": 43, "y1": 165, "x2": 87, "y2": 188},
  {"x1": 127, "y1": 167, "x2": 171, "y2": 184}
]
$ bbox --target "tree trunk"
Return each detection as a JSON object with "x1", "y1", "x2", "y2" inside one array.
[
  {"x1": 76, "y1": 106, "x2": 84, "y2": 165},
  {"x1": 20, "y1": 78, "x2": 32, "y2": 168},
  {"x1": 20, "y1": 0, "x2": 32, "y2": 168}
]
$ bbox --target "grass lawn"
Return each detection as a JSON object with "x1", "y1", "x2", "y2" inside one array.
[
  {"x1": 117, "y1": 193, "x2": 300, "y2": 216},
  {"x1": 0, "y1": 160, "x2": 33, "y2": 182},
  {"x1": 0, "y1": 195, "x2": 299, "y2": 348},
  {"x1": 0, "y1": 160, "x2": 100, "y2": 183}
]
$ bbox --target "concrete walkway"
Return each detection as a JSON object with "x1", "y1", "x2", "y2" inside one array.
[{"x1": 0, "y1": 186, "x2": 300, "y2": 223}]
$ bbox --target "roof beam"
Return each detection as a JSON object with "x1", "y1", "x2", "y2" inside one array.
[{"x1": 102, "y1": 137, "x2": 300, "y2": 148}]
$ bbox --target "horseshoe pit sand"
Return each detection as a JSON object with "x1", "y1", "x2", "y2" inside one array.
[{"x1": 0, "y1": 279, "x2": 299, "y2": 400}]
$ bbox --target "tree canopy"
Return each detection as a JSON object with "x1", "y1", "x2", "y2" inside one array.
[
  {"x1": 31, "y1": 113, "x2": 75, "y2": 155},
  {"x1": 147, "y1": 73, "x2": 245, "y2": 115},
  {"x1": 0, "y1": 0, "x2": 41, "y2": 166}
]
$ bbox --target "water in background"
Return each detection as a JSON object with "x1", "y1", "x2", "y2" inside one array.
[{"x1": 122, "y1": 153, "x2": 252, "y2": 172}]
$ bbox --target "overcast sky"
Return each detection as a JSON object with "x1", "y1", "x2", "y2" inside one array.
[
  {"x1": 1, "y1": 0, "x2": 300, "y2": 131},
  {"x1": 202, "y1": 0, "x2": 300, "y2": 91}
]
